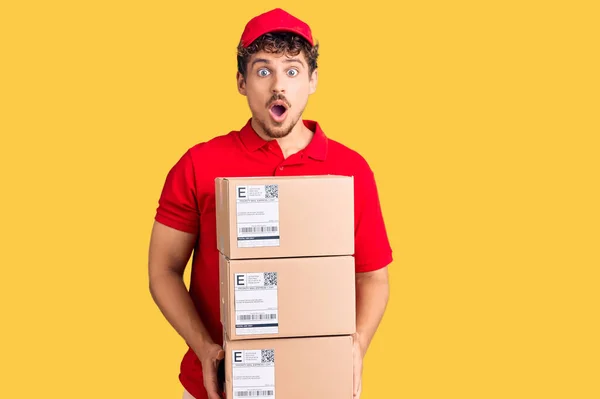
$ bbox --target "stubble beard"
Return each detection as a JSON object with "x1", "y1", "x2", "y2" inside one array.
[{"x1": 257, "y1": 110, "x2": 303, "y2": 139}]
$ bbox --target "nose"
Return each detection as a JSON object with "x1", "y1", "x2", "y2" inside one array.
[{"x1": 270, "y1": 73, "x2": 286, "y2": 94}]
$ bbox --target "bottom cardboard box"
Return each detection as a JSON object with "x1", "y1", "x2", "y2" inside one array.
[{"x1": 221, "y1": 335, "x2": 353, "y2": 399}]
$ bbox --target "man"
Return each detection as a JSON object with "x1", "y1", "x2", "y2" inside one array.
[{"x1": 148, "y1": 8, "x2": 392, "y2": 399}]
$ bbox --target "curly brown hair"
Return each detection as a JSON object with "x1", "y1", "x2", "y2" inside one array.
[{"x1": 237, "y1": 32, "x2": 319, "y2": 78}]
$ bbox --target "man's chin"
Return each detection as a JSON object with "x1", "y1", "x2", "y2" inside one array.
[
  {"x1": 265, "y1": 127, "x2": 292, "y2": 139},
  {"x1": 257, "y1": 117, "x2": 295, "y2": 139}
]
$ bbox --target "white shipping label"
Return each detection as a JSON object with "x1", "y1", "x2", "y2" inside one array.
[
  {"x1": 236, "y1": 184, "x2": 280, "y2": 248},
  {"x1": 232, "y1": 349, "x2": 275, "y2": 398},
  {"x1": 234, "y1": 272, "x2": 278, "y2": 335}
]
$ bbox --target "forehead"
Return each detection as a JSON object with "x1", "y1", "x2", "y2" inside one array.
[{"x1": 248, "y1": 50, "x2": 307, "y2": 67}]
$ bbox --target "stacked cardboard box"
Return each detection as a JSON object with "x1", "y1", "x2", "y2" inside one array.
[{"x1": 215, "y1": 175, "x2": 356, "y2": 399}]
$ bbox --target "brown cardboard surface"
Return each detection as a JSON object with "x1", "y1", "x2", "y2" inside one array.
[
  {"x1": 220, "y1": 253, "x2": 356, "y2": 340},
  {"x1": 223, "y1": 335, "x2": 353, "y2": 399},
  {"x1": 215, "y1": 175, "x2": 354, "y2": 259}
]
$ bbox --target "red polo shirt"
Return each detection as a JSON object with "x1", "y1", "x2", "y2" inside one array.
[{"x1": 154, "y1": 118, "x2": 393, "y2": 399}]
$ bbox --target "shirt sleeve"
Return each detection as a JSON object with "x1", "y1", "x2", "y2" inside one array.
[
  {"x1": 154, "y1": 149, "x2": 199, "y2": 234},
  {"x1": 353, "y1": 161, "x2": 393, "y2": 273}
]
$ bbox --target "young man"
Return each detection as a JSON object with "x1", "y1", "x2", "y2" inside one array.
[{"x1": 148, "y1": 8, "x2": 393, "y2": 399}]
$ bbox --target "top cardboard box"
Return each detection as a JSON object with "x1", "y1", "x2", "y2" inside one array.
[{"x1": 215, "y1": 175, "x2": 354, "y2": 259}]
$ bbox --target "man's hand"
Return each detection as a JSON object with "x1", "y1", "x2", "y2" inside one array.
[
  {"x1": 353, "y1": 332, "x2": 363, "y2": 398},
  {"x1": 198, "y1": 342, "x2": 225, "y2": 399}
]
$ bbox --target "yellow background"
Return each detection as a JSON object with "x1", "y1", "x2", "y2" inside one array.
[{"x1": 1, "y1": 1, "x2": 599, "y2": 398}]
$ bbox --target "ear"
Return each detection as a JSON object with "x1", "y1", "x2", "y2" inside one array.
[
  {"x1": 237, "y1": 71, "x2": 247, "y2": 96},
  {"x1": 309, "y1": 69, "x2": 318, "y2": 95}
]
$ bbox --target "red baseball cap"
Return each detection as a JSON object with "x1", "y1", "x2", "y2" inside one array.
[{"x1": 240, "y1": 8, "x2": 314, "y2": 48}]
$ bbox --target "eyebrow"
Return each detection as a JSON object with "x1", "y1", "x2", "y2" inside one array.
[
  {"x1": 251, "y1": 57, "x2": 305, "y2": 68},
  {"x1": 284, "y1": 58, "x2": 305, "y2": 67},
  {"x1": 251, "y1": 58, "x2": 270, "y2": 67}
]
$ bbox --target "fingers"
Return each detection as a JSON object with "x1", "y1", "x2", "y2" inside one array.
[
  {"x1": 202, "y1": 346, "x2": 226, "y2": 399},
  {"x1": 353, "y1": 369, "x2": 360, "y2": 396},
  {"x1": 353, "y1": 356, "x2": 360, "y2": 394},
  {"x1": 206, "y1": 391, "x2": 221, "y2": 399},
  {"x1": 204, "y1": 372, "x2": 221, "y2": 399},
  {"x1": 353, "y1": 376, "x2": 362, "y2": 398},
  {"x1": 354, "y1": 379, "x2": 362, "y2": 399},
  {"x1": 352, "y1": 334, "x2": 363, "y2": 398},
  {"x1": 203, "y1": 358, "x2": 223, "y2": 399}
]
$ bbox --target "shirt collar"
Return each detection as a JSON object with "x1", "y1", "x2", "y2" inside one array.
[{"x1": 239, "y1": 118, "x2": 328, "y2": 161}]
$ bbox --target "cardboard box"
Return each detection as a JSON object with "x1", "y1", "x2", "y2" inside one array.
[
  {"x1": 223, "y1": 335, "x2": 353, "y2": 399},
  {"x1": 215, "y1": 175, "x2": 354, "y2": 259},
  {"x1": 219, "y1": 252, "x2": 356, "y2": 340}
]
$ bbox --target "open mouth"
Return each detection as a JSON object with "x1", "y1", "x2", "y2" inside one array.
[
  {"x1": 271, "y1": 105, "x2": 286, "y2": 117},
  {"x1": 268, "y1": 102, "x2": 289, "y2": 122}
]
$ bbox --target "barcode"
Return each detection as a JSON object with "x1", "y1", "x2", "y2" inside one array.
[
  {"x1": 261, "y1": 349, "x2": 274, "y2": 363},
  {"x1": 235, "y1": 390, "x2": 274, "y2": 397},
  {"x1": 265, "y1": 184, "x2": 278, "y2": 198},
  {"x1": 239, "y1": 226, "x2": 278, "y2": 233},
  {"x1": 264, "y1": 272, "x2": 277, "y2": 286},
  {"x1": 237, "y1": 314, "x2": 277, "y2": 321}
]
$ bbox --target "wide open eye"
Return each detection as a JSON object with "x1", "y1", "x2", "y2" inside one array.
[
  {"x1": 258, "y1": 68, "x2": 270, "y2": 77},
  {"x1": 287, "y1": 69, "x2": 299, "y2": 77}
]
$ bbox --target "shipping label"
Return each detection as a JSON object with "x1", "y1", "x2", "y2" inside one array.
[
  {"x1": 234, "y1": 272, "x2": 278, "y2": 335},
  {"x1": 236, "y1": 184, "x2": 280, "y2": 248}
]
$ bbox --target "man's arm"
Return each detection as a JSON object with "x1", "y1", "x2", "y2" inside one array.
[
  {"x1": 148, "y1": 220, "x2": 224, "y2": 399},
  {"x1": 355, "y1": 266, "x2": 390, "y2": 355},
  {"x1": 352, "y1": 265, "x2": 390, "y2": 398}
]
